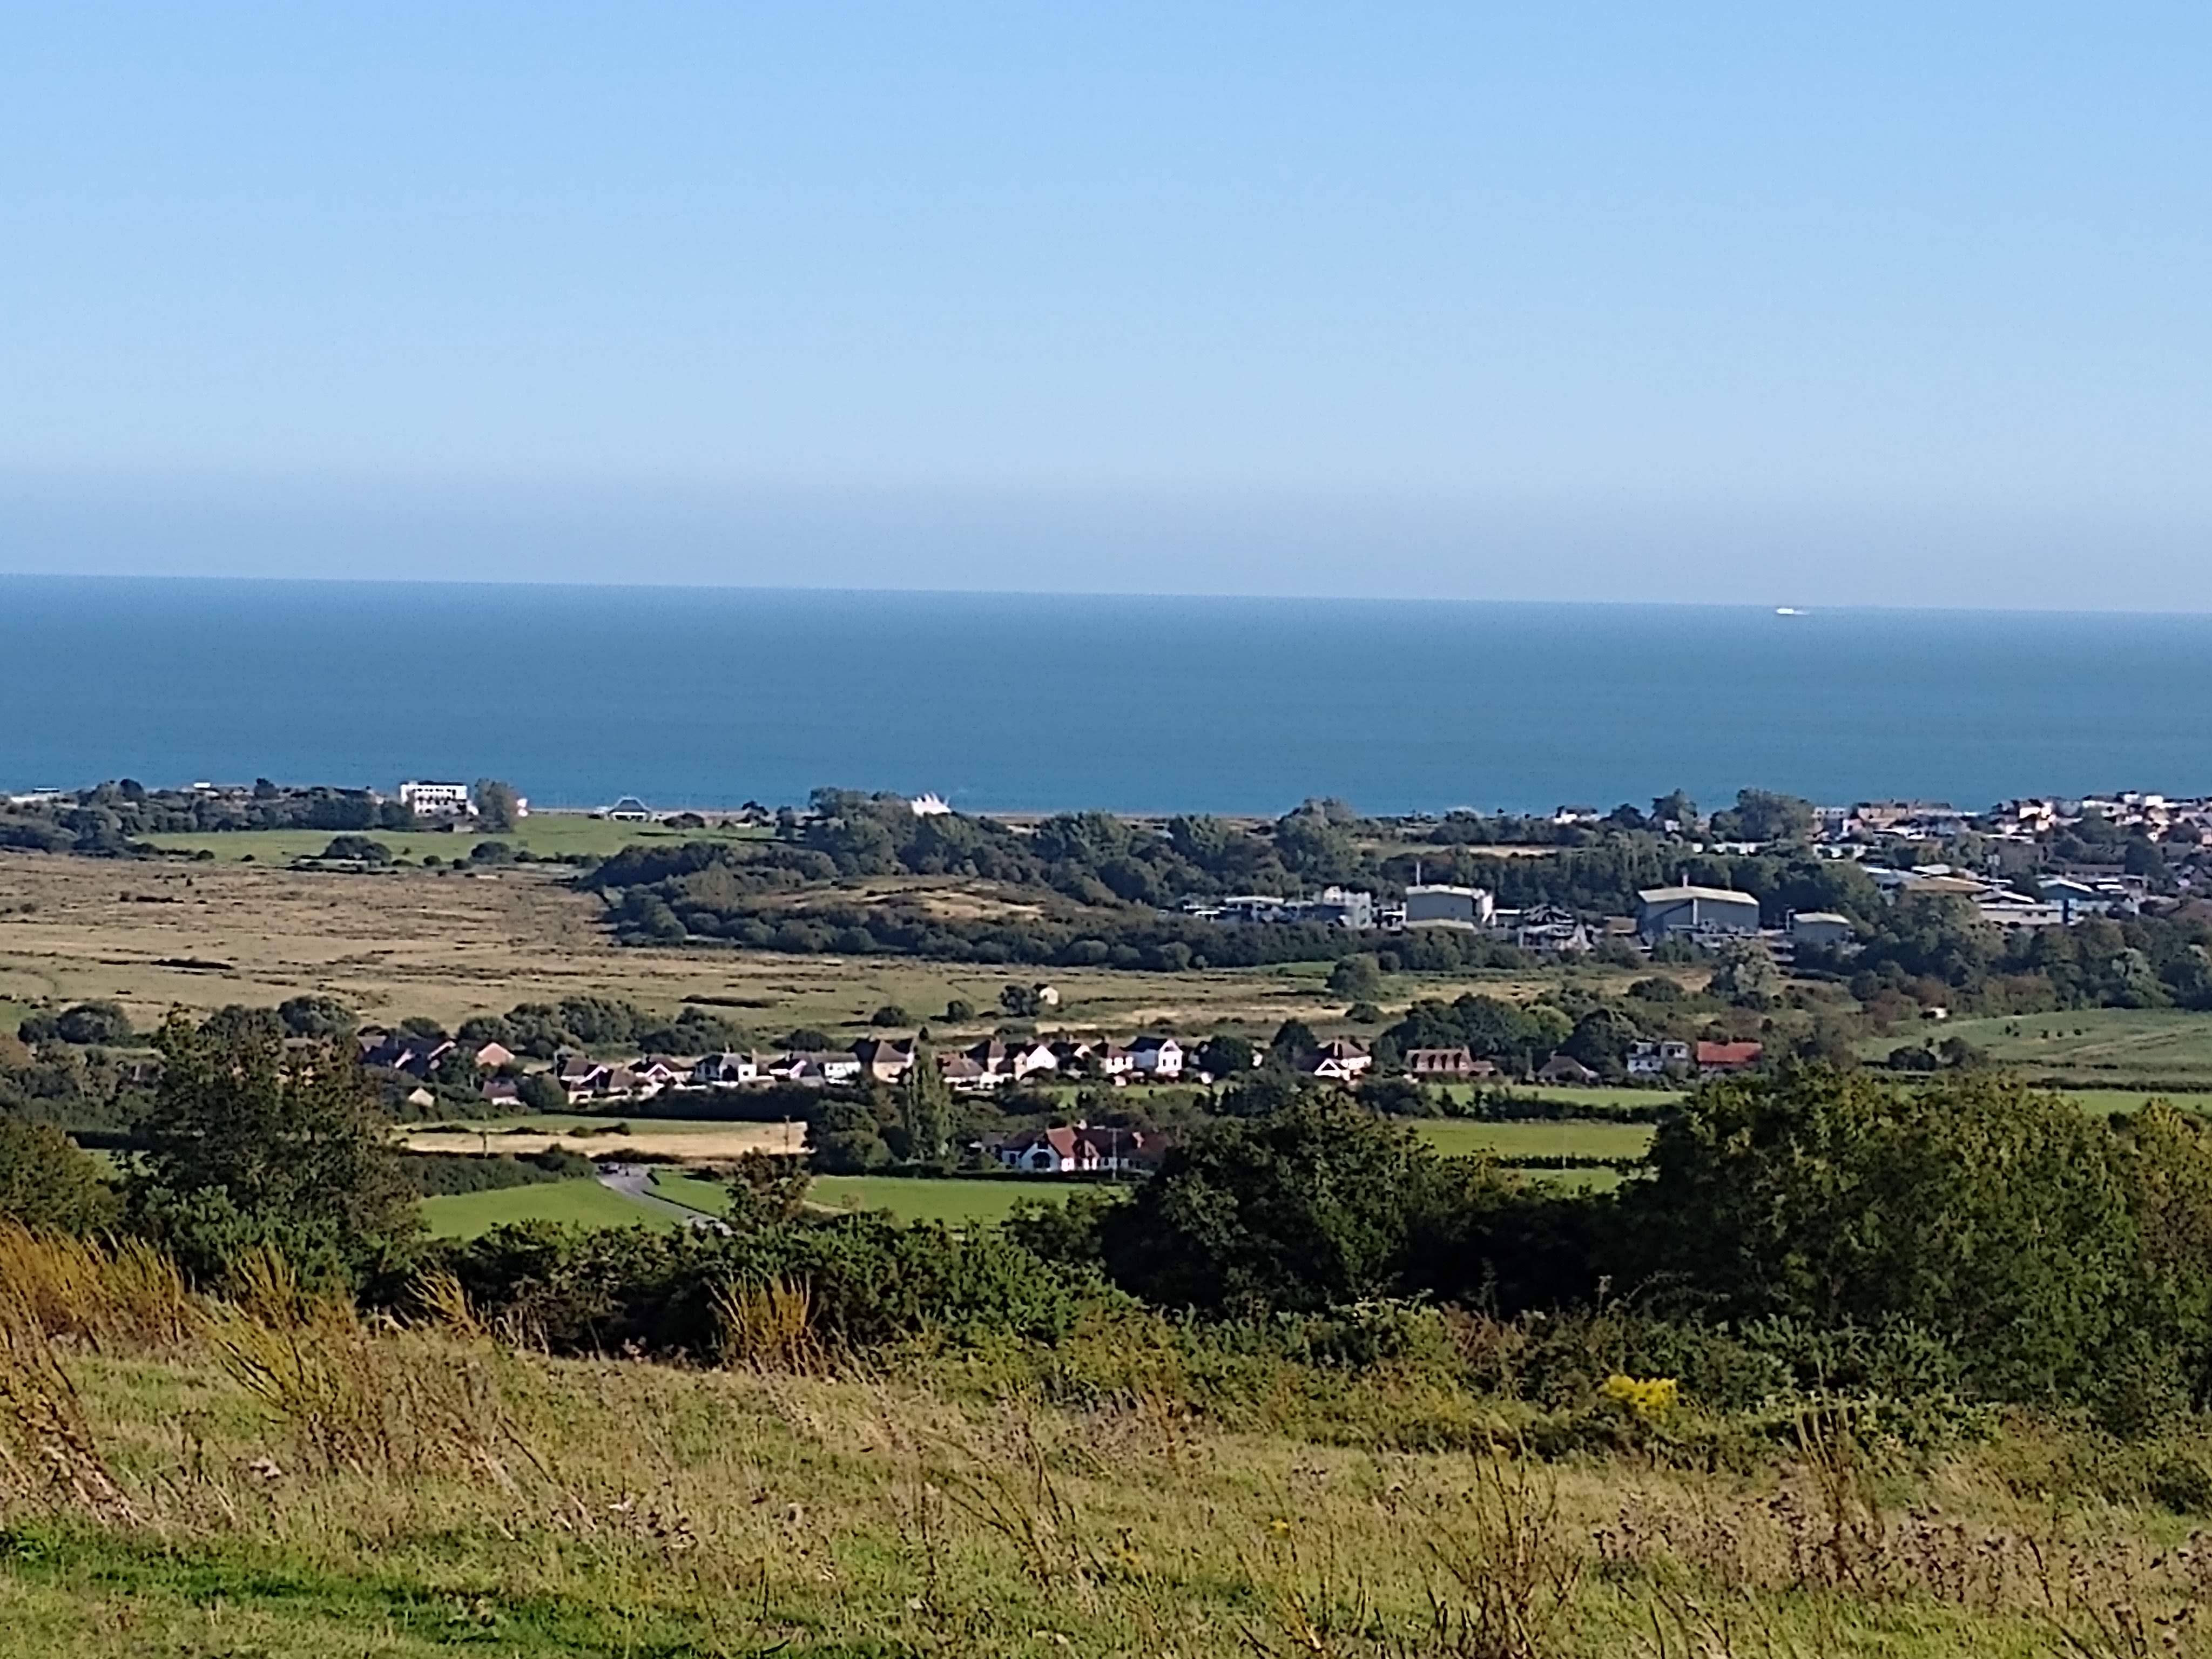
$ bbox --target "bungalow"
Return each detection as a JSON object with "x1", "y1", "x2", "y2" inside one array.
[
  {"x1": 989, "y1": 1122, "x2": 1164, "y2": 1175},
  {"x1": 1008, "y1": 1039, "x2": 1059, "y2": 1081},
  {"x1": 1300, "y1": 1038, "x2": 1373, "y2": 1082},
  {"x1": 939, "y1": 1053, "x2": 1000, "y2": 1091},
  {"x1": 557, "y1": 1062, "x2": 642, "y2": 1102},
  {"x1": 1695, "y1": 1040, "x2": 1764, "y2": 1076},
  {"x1": 692, "y1": 1050, "x2": 761, "y2": 1087},
  {"x1": 470, "y1": 1041, "x2": 518, "y2": 1073},
  {"x1": 1129, "y1": 1036, "x2": 1184, "y2": 1078},
  {"x1": 965, "y1": 1037, "x2": 1058, "y2": 1084},
  {"x1": 478, "y1": 1076, "x2": 524, "y2": 1110},
  {"x1": 851, "y1": 1037, "x2": 916, "y2": 1083},
  {"x1": 1625, "y1": 1039, "x2": 1692, "y2": 1078},
  {"x1": 629, "y1": 1056, "x2": 686, "y2": 1092},
  {"x1": 1535, "y1": 1053, "x2": 1600, "y2": 1086},
  {"x1": 785, "y1": 1051, "x2": 862, "y2": 1087},
  {"x1": 359, "y1": 1033, "x2": 457, "y2": 1080},
  {"x1": 1402, "y1": 1047, "x2": 1497, "y2": 1082}
]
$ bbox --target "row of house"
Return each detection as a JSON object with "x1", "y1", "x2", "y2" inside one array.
[
  {"x1": 358, "y1": 1031, "x2": 516, "y2": 1080},
  {"x1": 1401, "y1": 1038, "x2": 1763, "y2": 1085}
]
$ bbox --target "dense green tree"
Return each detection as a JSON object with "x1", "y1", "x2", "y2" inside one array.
[
  {"x1": 899, "y1": 1042, "x2": 955, "y2": 1169},
  {"x1": 1708, "y1": 940, "x2": 1784, "y2": 1009},
  {"x1": 127, "y1": 1011, "x2": 416, "y2": 1283},
  {"x1": 1194, "y1": 1033, "x2": 1255, "y2": 1080},
  {"x1": 277, "y1": 995, "x2": 356, "y2": 1038},
  {"x1": 1266, "y1": 1019, "x2": 1320, "y2": 1069},
  {"x1": 52, "y1": 1000, "x2": 133, "y2": 1047},
  {"x1": 1629, "y1": 1067, "x2": 2212, "y2": 1420},
  {"x1": 517, "y1": 1071, "x2": 569, "y2": 1112},
  {"x1": 1326, "y1": 953, "x2": 1384, "y2": 1001},
  {"x1": 1098, "y1": 1093, "x2": 1501, "y2": 1316},
  {"x1": 0, "y1": 1120, "x2": 118, "y2": 1233},
  {"x1": 474, "y1": 779, "x2": 521, "y2": 833}
]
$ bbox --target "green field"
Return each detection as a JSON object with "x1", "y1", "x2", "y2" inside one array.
[
  {"x1": 139, "y1": 813, "x2": 765, "y2": 866},
  {"x1": 1413, "y1": 1118, "x2": 1654, "y2": 1161},
  {"x1": 419, "y1": 1178, "x2": 678, "y2": 1238},
  {"x1": 1437, "y1": 1083, "x2": 1682, "y2": 1113},
  {"x1": 651, "y1": 1168, "x2": 1085, "y2": 1228},
  {"x1": 1862, "y1": 1007, "x2": 2212, "y2": 1088}
]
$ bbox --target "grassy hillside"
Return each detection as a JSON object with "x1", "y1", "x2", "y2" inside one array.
[{"x1": 9, "y1": 1299, "x2": 2208, "y2": 1657}]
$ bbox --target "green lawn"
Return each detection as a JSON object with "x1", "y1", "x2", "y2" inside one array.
[
  {"x1": 1435, "y1": 1083, "x2": 1682, "y2": 1114},
  {"x1": 1413, "y1": 1119, "x2": 1654, "y2": 1161},
  {"x1": 1861, "y1": 1008, "x2": 2212, "y2": 1088},
  {"x1": 140, "y1": 813, "x2": 765, "y2": 866},
  {"x1": 651, "y1": 1169, "x2": 1087, "y2": 1228},
  {"x1": 419, "y1": 1178, "x2": 678, "y2": 1238}
]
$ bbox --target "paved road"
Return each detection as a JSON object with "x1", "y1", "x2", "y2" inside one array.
[{"x1": 597, "y1": 1164, "x2": 731, "y2": 1233}]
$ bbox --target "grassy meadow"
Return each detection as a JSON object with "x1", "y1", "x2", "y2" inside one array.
[
  {"x1": 651, "y1": 1169, "x2": 1089, "y2": 1228},
  {"x1": 136, "y1": 812, "x2": 767, "y2": 865},
  {"x1": 1863, "y1": 1007, "x2": 2212, "y2": 1090},
  {"x1": 0, "y1": 1231, "x2": 2204, "y2": 1657},
  {"x1": 418, "y1": 1178, "x2": 680, "y2": 1238}
]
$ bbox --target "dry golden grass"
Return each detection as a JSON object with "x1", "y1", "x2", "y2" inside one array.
[
  {"x1": 399, "y1": 1123, "x2": 804, "y2": 1161},
  {"x1": 0, "y1": 849, "x2": 1641, "y2": 1042}
]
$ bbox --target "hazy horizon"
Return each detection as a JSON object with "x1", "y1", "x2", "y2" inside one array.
[{"x1": 3, "y1": 6, "x2": 2207, "y2": 605}]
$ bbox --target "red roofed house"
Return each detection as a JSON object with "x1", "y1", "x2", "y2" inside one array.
[
  {"x1": 1695, "y1": 1040, "x2": 1764, "y2": 1076},
  {"x1": 990, "y1": 1123, "x2": 1164, "y2": 1174}
]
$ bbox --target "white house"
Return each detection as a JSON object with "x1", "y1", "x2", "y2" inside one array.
[
  {"x1": 1626, "y1": 1039, "x2": 1692, "y2": 1078},
  {"x1": 399, "y1": 780, "x2": 472, "y2": 817},
  {"x1": 1300, "y1": 1039, "x2": 1372, "y2": 1082},
  {"x1": 692, "y1": 1051, "x2": 761, "y2": 1086},
  {"x1": 1129, "y1": 1036, "x2": 1184, "y2": 1078}
]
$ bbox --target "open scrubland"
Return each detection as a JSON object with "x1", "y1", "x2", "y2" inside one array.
[
  {"x1": 0, "y1": 1230, "x2": 2208, "y2": 1657},
  {"x1": 0, "y1": 851, "x2": 1614, "y2": 1044}
]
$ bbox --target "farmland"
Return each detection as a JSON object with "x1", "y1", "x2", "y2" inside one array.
[
  {"x1": 418, "y1": 1178, "x2": 679, "y2": 1238},
  {"x1": 649, "y1": 1168, "x2": 1088, "y2": 1228},
  {"x1": 1860, "y1": 1007, "x2": 2212, "y2": 1090}
]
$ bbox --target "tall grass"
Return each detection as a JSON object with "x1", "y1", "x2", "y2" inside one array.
[{"x1": 0, "y1": 1223, "x2": 2208, "y2": 1654}]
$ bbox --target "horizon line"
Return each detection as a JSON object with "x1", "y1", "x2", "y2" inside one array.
[{"x1": 5, "y1": 569, "x2": 2211, "y2": 620}]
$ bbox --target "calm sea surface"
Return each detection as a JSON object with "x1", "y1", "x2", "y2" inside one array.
[{"x1": 2, "y1": 577, "x2": 2208, "y2": 815}]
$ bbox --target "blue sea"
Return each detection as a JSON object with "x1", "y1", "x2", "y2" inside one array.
[{"x1": 2, "y1": 576, "x2": 2209, "y2": 816}]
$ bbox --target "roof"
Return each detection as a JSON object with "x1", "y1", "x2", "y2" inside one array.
[
  {"x1": 1792, "y1": 911, "x2": 1852, "y2": 925},
  {"x1": 1637, "y1": 885, "x2": 1760, "y2": 906},
  {"x1": 1695, "y1": 1041, "x2": 1764, "y2": 1065}
]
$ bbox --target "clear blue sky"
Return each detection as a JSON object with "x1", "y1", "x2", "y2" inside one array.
[{"x1": 2, "y1": 3, "x2": 2207, "y2": 604}]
